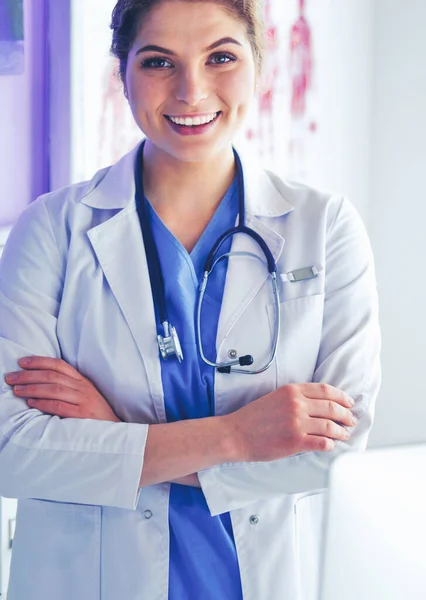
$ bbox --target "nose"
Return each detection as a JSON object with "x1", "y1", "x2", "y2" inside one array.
[{"x1": 174, "y1": 67, "x2": 208, "y2": 107}]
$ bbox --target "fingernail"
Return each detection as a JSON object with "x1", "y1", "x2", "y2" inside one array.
[
  {"x1": 5, "y1": 373, "x2": 18, "y2": 382},
  {"x1": 14, "y1": 385, "x2": 25, "y2": 392},
  {"x1": 351, "y1": 416, "x2": 358, "y2": 425},
  {"x1": 19, "y1": 358, "x2": 31, "y2": 365}
]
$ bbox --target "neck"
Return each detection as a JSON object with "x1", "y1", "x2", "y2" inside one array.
[{"x1": 142, "y1": 140, "x2": 236, "y2": 217}]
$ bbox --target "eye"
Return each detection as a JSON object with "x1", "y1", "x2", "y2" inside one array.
[
  {"x1": 140, "y1": 57, "x2": 173, "y2": 69},
  {"x1": 208, "y1": 52, "x2": 237, "y2": 65}
]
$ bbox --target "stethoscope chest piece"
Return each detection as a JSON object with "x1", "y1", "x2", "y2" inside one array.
[{"x1": 157, "y1": 321, "x2": 184, "y2": 363}]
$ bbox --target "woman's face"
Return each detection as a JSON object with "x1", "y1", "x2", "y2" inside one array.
[{"x1": 125, "y1": 0, "x2": 257, "y2": 163}]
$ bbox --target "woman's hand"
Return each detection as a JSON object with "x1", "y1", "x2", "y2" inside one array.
[
  {"x1": 5, "y1": 356, "x2": 121, "y2": 422},
  {"x1": 225, "y1": 382, "x2": 357, "y2": 463}
]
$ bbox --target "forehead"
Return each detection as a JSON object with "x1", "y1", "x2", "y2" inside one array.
[{"x1": 133, "y1": 1, "x2": 249, "y2": 48}]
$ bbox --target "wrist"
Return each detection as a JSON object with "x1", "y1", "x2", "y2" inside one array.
[
  {"x1": 141, "y1": 415, "x2": 236, "y2": 488},
  {"x1": 216, "y1": 414, "x2": 241, "y2": 463}
]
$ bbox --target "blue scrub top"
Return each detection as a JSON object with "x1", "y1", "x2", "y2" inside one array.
[{"x1": 146, "y1": 178, "x2": 243, "y2": 600}]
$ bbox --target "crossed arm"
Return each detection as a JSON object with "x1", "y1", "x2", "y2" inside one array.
[
  {"x1": 4, "y1": 353, "x2": 358, "y2": 499},
  {"x1": 4, "y1": 356, "x2": 203, "y2": 488},
  {"x1": 0, "y1": 195, "x2": 380, "y2": 515}
]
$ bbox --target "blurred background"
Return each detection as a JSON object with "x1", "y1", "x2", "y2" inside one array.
[{"x1": 1, "y1": 0, "x2": 426, "y2": 593}]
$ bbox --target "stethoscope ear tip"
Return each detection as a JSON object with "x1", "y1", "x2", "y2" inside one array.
[
  {"x1": 217, "y1": 355, "x2": 254, "y2": 374},
  {"x1": 239, "y1": 355, "x2": 254, "y2": 366}
]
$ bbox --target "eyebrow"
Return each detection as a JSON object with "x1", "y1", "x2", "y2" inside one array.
[{"x1": 135, "y1": 37, "x2": 243, "y2": 57}]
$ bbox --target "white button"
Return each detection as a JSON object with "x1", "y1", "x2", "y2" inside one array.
[
  {"x1": 143, "y1": 510, "x2": 153, "y2": 519},
  {"x1": 228, "y1": 349, "x2": 238, "y2": 359},
  {"x1": 249, "y1": 515, "x2": 259, "y2": 525}
]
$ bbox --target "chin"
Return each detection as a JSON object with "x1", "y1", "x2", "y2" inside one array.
[
  {"x1": 169, "y1": 146, "x2": 218, "y2": 164},
  {"x1": 166, "y1": 137, "x2": 234, "y2": 164}
]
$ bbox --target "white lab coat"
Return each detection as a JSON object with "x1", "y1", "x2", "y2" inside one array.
[{"x1": 0, "y1": 143, "x2": 381, "y2": 600}]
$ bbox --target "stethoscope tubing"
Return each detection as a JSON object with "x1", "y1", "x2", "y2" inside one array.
[
  {"x1": 135, "y1": 142, "x2": 169, "y2": 327},
  {"x1": 196, "y1": 262, "x2": 281, "y2": 374}
]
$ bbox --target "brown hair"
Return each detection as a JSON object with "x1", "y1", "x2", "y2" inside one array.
[{"x1": 110, "y1": 0, "x2": 265, "y2": 84}]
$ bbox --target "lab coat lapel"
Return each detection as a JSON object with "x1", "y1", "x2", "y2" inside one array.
[{"x1": 83, "y1": 144, "x2": 167, "y2": 423}]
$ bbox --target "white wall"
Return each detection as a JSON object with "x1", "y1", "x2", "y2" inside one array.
[
  {"x1": 367, "y1": 0, "x2": 426, "y2": 447},
  {"x1": 306, "y1": 0, "x2": 374, "y2": 221}
]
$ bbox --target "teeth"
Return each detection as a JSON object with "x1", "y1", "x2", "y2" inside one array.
[{"x1": 169, "y1": 112, "x2": 218, "y2": 126}]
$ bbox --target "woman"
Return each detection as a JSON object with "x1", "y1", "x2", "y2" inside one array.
[{"x1": 0, "y1": 1, "x2": 381, "y2": 599}]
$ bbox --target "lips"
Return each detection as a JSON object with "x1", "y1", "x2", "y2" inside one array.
[
  {"x1": 165, "y1": 111, "x2": 221, "y2": 127},
  {"x1": 163, "y1": 110, "x2": 222, "y2": 136}
]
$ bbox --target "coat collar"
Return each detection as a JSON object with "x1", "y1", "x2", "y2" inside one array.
[{"x1": 80, "y1": 140, "x2": 294, "y2": 219}]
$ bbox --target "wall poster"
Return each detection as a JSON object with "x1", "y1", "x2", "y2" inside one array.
[{"x1": 0, "y1": 0, "x2": 24, "y2": 76}]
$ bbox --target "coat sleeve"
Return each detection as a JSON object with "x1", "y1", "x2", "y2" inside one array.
[
  {"x1": 0, "y1": 198, "x2": 148, "y2": 509},
  {"x1": 198, "y1": 196, "x2": 381, "y2": 517}
]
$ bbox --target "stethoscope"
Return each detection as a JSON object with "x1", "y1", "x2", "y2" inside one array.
[{"x1": 134, "y1": 140, "x2": 281, "y2": 375}]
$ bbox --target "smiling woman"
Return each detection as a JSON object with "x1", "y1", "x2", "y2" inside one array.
[{"x1": 0, "y1": 1, "x2": 381, "y2": 600}]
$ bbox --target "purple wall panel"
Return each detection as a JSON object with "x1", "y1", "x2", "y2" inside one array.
[
  {"x1": 30, "y1": 0, "x2": 49, "y2": 206},
  {"x1": 48, "y1": 0, "x2": 71, "y2": 192},
  {"x1": 0, "y1": 0, "x2": 48, "y2": 227}
]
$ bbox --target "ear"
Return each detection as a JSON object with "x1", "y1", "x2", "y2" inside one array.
[{"x1": 121, "y1": 68, "x2": 129, "y2": 100}]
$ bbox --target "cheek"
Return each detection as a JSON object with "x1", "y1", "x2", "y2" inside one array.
[
  {"x1": 219, "y1": 69, "x2": 255, "y2": 112},
  {"x1": 129, "y1": 80, "x2": 155, "y2": 111},
  {"x1": 127, "y1": 71, "x2": 166, "y2": 116}
]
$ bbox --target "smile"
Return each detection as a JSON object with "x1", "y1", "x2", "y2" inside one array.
[{"x1": 165, "y1": 112, "x2": 221, "y2": 127}]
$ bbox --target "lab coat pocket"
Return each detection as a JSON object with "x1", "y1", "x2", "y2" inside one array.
[
  {"x1": 8, "y1": 498, "x2": 101, "y2": 600},
  {"x1": 267, "y1": 293, "x2": 325, "y2": 386},
  {"x1": 294, "y1": 492, "x2": 328, "y2": 600}
]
